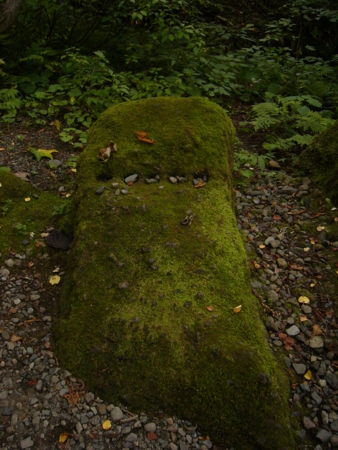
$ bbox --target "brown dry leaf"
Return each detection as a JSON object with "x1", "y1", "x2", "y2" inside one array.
[
  {"x1": 273, "y1": 214, "x2": 282, "y2": 221},
  {"x1": 59, "y1": 432, "x2": 68, "y2": 443},
  {"x1": 254, "y1": 261, "x2": 261, "y2": 269},
  {"x1": 298, "y1": 296, "x2": 310, "y2": 304},
  {"x1": 300, "y1": 315, "x2": 308, "y2": 322},
  {"x1": 233, "y1": 305, "x2": 242, "y2": 313},
  {"x1": 135, "y1": 131, "x2": 155, "y2": 144},
  {"x1": 102, "y1": 420, "x2": 112, "y2": 430},
  {"x1": 311, "y1": 324, "x2": 323, "y2": 338},
  {"x1": 335, "y1": 217, "x2": 338, "y2": 223},
  {"x1": 97, "y1": 142, "x2": 117, "y2": 162},
  {"x1": 10, "y1": 334, "x2": 23, "y2": 342},
  {"x1": 304, "y1": 370, "x2": 312, "y2": 380},
  {"x1": 206, "y1": 305, "x2": 214, "y2": 312},
  {"x1": 317, "y1": 226, "x2": 325, "y2": 232},
  {"x1": 310, "y1": 239, "x2": 316, "y2": 245},
  {"x1": 28, "y1": 378, "x2": 38, "y2": 386}
]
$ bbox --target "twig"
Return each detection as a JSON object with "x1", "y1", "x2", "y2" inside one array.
[
  {"x1": 120, "y1": 415, "x2": 138, "y2": 424},
  {"x1": 251, "y1": 287, "x2": 281, "y2": 319}
]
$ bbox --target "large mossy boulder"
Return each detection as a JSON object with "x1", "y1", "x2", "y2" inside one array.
[
  {"x1": 55, "y1": 97, "x2": 294, "y2": 449},
  {"x1": 298, "y1": 120, "x2": 338, "y2": 204}
]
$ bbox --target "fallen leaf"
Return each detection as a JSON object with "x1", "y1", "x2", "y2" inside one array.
[
  {"x1": 24, "y1": 197, "x2": 31, "y2": 202},
  {"x1": 29, "y1": 147, "x2": 58, "y2": 162},
  {"x1": 147, "y1": 432, "x2": 158, "y2": 441},
  {"x1": 298, "y1": 296, "x2": 310, "y2": 304},
  {"x1": 317, "y1": 226, "x2": 325, "y2": 232},
  {"x1": 65, "y1": 194, "x2": 71, "y2": 198},
  {"x1": 259, "y1": 245, "x2": 265, "y2": 249},
  {"x1": 273, "y1": 214, "x2": 282, "y2": 221},
  {"x1": 335, "y1": 217, "x2": 338, "y2": 223},
  {"x1": 102, "y1": 420, "x2": 112, "y2": 430},
  {"x1": 233, "y1": 305, "x2": 242, "y2": 313},
  {"x1": 310, "y1": 283, "x2": 315, "y2": 287},
  {"x1": 206, "y1": 305, "x2": 214, "y2": 312},
  {"x1": 300, "y1": 315, "x2": 308, "y2": 322},
  {"x1": 10, "y1": 334, "x2": 23, "y2": 342},
  {"x1": 254, "y1": 261, "x2": 261, "y2": 269},
  {"x1": 50, "y1": 275, "x2": 61, "y2": 285},
  {"x1": 310, "y1": 239, "x2": 316, "y2": 245},
  {"x1": 304, "y1": 370, "x2": 312, "y2": 380},
  {"x1": 97, "y1": 142, "x2": 117, "y2": 162},
  {"x1": 332, "y1": 207, "x2": 337, "y2": 211},
  {"x1": 194, "y1": 180, "x2": 206, "y2": 189},
  {"x1": 135, "y1": 131, "x2": 155, "y2": 144},
  {"x1": 59, "y1": 432, "x2": 68, "y2": 443},
  {"x1": 312, "y1": 324, "x2": 323, "y2": 338},
  {"x1": 304, "y1": 247, "x2": 310, "y2": 252},
  {"x1": 41, "y1": 233, "x2": 49, "y2": 238},
  {"x1": 71, "y1": 168, "x2": 77, "y2": 173},
  {"x1": 53, "y1": 267, "x2": 60, "y2": 273},
  {"x1": 54, "y1": 120, "x2": 61, "y2": 131}
]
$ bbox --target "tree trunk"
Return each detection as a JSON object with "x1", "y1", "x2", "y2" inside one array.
[{"x1": 0, "y1": 0, "x2": 24, "y2": 33}]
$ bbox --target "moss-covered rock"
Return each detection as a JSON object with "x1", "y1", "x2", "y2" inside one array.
[
  {"x1": 298, "y1": 120, "x2": 338, "y2": 204},
  {"x1": 0, "y1": 172, "x2": 66, "y2": 260},
  {"x1": 55, "y1": 97, "x2": 294, "y2": 449}
]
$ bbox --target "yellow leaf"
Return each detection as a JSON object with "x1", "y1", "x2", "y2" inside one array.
[
  {"x1": 29, "y1": 147, "x2": 58, "y2": 161},
  {"x1": 70, "y1": 97, "x2": 75, "y2": 103},
  {"x1": 59, "y1": 432, "x2": 68, "y2": 443},
  {"x1": 102, "y1": 420, "x2": 112, "y2": 430},
  {"x1": 259, "y1": 245, "x2": 265, "y2": 249},
  {"x1": 233, "y1": 305, "x2": 242, "y2": 313},
  {"x1": 54, "y1": 120, "x2": 60, "y2": 131},
  {"x1": 310, "y1": 239, "x2": 315, "y2": 245},
  {"x1": 50, "y1": 275, "x2": 60, "y2": 285},
  {"x1": 71, "y1": 168, "x2": 77, "y2": 173},
  {"x1": 304, "y1": 247, "x2": 310, "y2": 252},
  {"x1": 298, "y1": 296, "x2": 310, "y2": 304},
  {"x1": 25, "y1": 197, "x2": 31, "y2": 202},
  {"x1": 317, "y1": 226, "x2": 325, "y2": 232},
  {"x1": 304, "y1": 370, "x2": 312, "y2": 380},
  {"x1": 310, "y1": 283, "x2": 315, "y2": 288},
  {"x1": 0, "y1": 183, "x2": 2, "y2": 187},
  {"x1": 300, "y1": 315, "x2": 308, "y2": 322},
  {"x1": 66, "y1": 194, "x2": 71, "y2": 198},
  {"x1": 335, "y1": 217, "x2": 338, "y2": 223}
]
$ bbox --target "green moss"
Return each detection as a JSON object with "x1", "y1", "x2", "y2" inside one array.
[
  {"x1": 297, "y1": 120, "x2": 338, "y2": 205},
  {"x1": 0, "y1": 172, "x2": 66, "y2": 260},
  {"x1": 55, "y1": 97, "x2": 294, "y2": 449}
]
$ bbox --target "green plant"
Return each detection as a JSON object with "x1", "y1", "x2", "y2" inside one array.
[
  {"x1": 13, "y1": 223, "x2": 28, "y2": 235},
  {"x1": 233, "y1": 145, "x2": 268, "y2": 178},
  {"x1": 1, "y1": 199, "x2": 13, "y2": 216}
]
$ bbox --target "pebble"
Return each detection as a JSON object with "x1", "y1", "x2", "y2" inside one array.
[
  {"x1": 286, "y1": 325, "x2": 300, "y2": 337},
  {"x1": 310, "y1": 335, "x2": 324, "y2": 348},
  {"x1": 124, "y1": 174, "x2": 138, "y2": 183},
  {"x1": 293, "y1": 363, "x2": 307, "y2": 375},
  {"x1": 110, "y1": 406, "x2": 123, "y2": 422},
  {"x1": 169, "y1": 176, "x2": 178, "y2": 184},
  {"x1": 96, "y1": 186, "x2": 105, "y2": 195}
]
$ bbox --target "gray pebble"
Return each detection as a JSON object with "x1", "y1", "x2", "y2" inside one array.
[
  {"x1": 293, "y1": 363, "x2": 307, "y2": 375},
  {"x1": 111, "y1": 406, "x2": 123, "y2": 422},
  {"x1": 96, "y1": 186, "x2": 105, "y2": 195},
  {"x1": 125, "y1": 174, "x2": 138, "y2": 183}
]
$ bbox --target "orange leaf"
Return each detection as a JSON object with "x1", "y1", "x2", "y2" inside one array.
[
  {"x1": 194, "y1": 180, "x2": 206, "y2": 189},
  {"x1": 59, "y1": 432, "x2": 68, "y2": 443},
  {"x1": 135, "y1": 131, "x2": 155, "y2": 144},
  {"x1": 233, "y1": 305, "x2": 242, "y2": 313},
  {"x1": 273, "y1": 215, "x2": 282, "y2": 221},
  {"x1": 10, "y1": 334, "x2": 23, "y2": 342},
  {"x1": 206, "y1": 305, "x2": 214, "y2": 312}
]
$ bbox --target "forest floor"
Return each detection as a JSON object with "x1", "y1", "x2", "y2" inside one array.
[{"x1": 1, "y1": 118, "x2": 338, "y2": 450}]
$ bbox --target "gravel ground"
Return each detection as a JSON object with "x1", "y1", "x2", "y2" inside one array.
[{"x1": 1, "y1": 123, "x2": 338, "y2": 450}]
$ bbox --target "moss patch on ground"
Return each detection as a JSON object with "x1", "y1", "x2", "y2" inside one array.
[
  {"x1": 55, "y1": 97, "x2": 294, "y2": 449},
  {"x1": 298, "y1": 120, "x2": 338, "y2": 205},
  {"x1": 0, "y1": 171, "x2": 66, "y2": 261}
]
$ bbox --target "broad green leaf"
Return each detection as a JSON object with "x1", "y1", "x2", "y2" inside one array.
[
  {"x1": 29, "y1": 147, "x2": 58, "y2": 162},
  {"x1": 306, "y1": 98, "x2": 322, "y2": 108},
  {"x1": 258, "y1": 156, "x2": 265, "y2": 170},
  {"x1": 297, "y1": 105, "x2": 310, "y2": 116}
]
